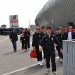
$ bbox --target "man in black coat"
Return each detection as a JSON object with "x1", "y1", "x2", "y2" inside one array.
[
  {"x1": 26, "y1": 29, "x2": 30, "y2": 50},
  {"x1": 39, "y1": 27, "x2": 63, "y2": 74},
  {"x1": 9, "y1": 28, "x2": 18, "y2": 52},
  {"x1": 32, "y1": 26, "x2": 43, "y2": 66},
  {"x1": 56, "y1": 27, "x2": 63, "y2": 63},
  {"x1": 40, "y1": 26, "x2": 46, "y2": 60},
  {"x1": 63, "y1": 26, "x2": 75, "y2": 40}
]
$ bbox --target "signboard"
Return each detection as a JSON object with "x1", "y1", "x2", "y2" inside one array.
[{"x1": 9, "y1": 15, "x2": 19, "y2": 28}]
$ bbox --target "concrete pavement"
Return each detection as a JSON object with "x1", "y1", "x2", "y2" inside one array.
[
  {"x1": 0, "y1": 35, "x2": 8, "y2": 41},
  {"x1": 0, "y1": 35, "x2": 63, "y2": 75},
  {"x1": 3, "y1": 59, "x2": 63, "y2": 75}
]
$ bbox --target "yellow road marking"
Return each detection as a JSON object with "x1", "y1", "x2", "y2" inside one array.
[{"x1": 0, "y1": 38, "x2": 9, "y2": 43}]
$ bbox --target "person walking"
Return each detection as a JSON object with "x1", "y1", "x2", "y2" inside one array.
[
  {"x1": 32, "y1": 26, "x2": 43, "y2": 66},
  {"x1": 26, "y1": 29, "x2": 31, "y2": 50},
  {"x1": 20, "y1": 30, "x2": 25, "y2": 50},
  {"x1": 56, "y1": 27, "x2": 63, "y2": 63},
  {"x1": 39, "y1": 27, "x2": 63, "y2": 74},
  {"x1": 9, "y1": 28, "x2": 18, "y2": 52},
  {"x1": 40, "y1": 26, "x2": 46, "y2": 60}
]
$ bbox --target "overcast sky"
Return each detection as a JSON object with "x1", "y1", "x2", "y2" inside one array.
[{"x1": 0, "y1": 0, "x2": 48, "y2": 28}]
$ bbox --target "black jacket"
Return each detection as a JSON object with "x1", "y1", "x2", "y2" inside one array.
[
  {"x1": 27, "y1": 31, "x2": 30, "y2": 40},
  {"x1": 56, "y1": 34, "x2": 63, "y2": 45},
  {"x1": 9, "y1": 31, "x2": 18, "y2": 42},
  {"x1": 32, "y1": 33, "x2": 42, "y2": 47},
  {"x1": 41, "y1": 32, "x2": 46, "y2": 38},
  {"x1": 39, "y1": 35, "x2": 62, "y2": 51},
  {"x1": 20, "y1": 34, "x2": 25, "y2": 42},
  {"x1": 24, "y1": 31, "x2": 30, "y2": 41},
  {"x1": 63, "y1": 32, "x2": 75, "y2": 40}
]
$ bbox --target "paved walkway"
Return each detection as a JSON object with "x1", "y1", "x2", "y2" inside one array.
[{"x1": 0, "y1": 35, "x2": 63, "y2": 75}]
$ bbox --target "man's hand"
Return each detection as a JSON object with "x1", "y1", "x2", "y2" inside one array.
[
  {"x1": 33, "y1": 47, "x2": 35, "y2": 50},
  {"x1": 39, "y1": 46, "x2": 42, "y2": 52},
  {"x1": 10, "y1": 39, "x2": 12, "y2": 41},
  {"x1": 60, "y1": 48, "x2": 63, "y2": 54}
]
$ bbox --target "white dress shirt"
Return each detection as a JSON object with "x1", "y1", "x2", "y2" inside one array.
[{"x1": 67, "y1": 32, "x2": 72, "y2": 40}]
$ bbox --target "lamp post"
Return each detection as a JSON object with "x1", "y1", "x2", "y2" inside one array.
[
  {"x1": 46, "y1": 22, "x2": 47, "y2": 26},
  {"x1": 52, "y1": 20, "x2": 54, "y2": 29},
  {"x1": 28, "y1": 19, "x2": 30, "y2": 31}
]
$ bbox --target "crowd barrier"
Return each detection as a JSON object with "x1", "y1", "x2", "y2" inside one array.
[{"x1": 63, "y1": 40, "x2": 75, "y2": 75}]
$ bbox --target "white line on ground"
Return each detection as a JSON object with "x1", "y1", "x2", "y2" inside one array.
[
  {"x1": 2, "y1": 63, "x2": 38, "y2": 75},
  {"x1": 0, "y1": 38, "x2": 8, "y2": 43},
  {"x1": 2, "y1": 41, "x2": 59, "y2": 75},
  {"x1": 2, "y1": 56, "x2": 59, "y2": 75}
]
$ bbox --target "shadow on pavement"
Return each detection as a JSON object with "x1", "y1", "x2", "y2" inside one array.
[
  {"x1": 3, "y1": 51, "x2": 15, "y2": 56},
  {"x1": 2, "y1": 49, "x2": 24, "y2": 56},
  {"x1": 8, "y1": 60, "x2": 63, "y2": 75},
  {"x1": 56, "y1": 60, "x2": 63, "y2": 68}
]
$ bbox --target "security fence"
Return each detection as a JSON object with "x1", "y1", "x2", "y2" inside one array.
[{"x1": 63, "y1": 40, "x2": 75, "y2": 75}]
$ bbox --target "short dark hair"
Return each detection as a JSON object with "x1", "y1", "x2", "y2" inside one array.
[
  {"x1": 41, "y1": 26, "x2": 45, "y2": 29},
  {"x1": 12, "y1": 28, "x2": 16, "y2": 31},
  {"x1": 46, "y1": 26, "x2": 52, "y2": 29},
  {"x1": 57, "y1": 28, "x2": 59, "y2": 30},
  {"x1": 12, "y1": 28, "x2": 15, "y2": 30}
]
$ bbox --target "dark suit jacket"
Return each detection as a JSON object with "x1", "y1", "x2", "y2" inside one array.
[
  {"x1": 62, "y1": 32, "x2": 75, "y2": 40},
  {"x1": 9, "y1": 31, "x2": 18, "y2": 42}
]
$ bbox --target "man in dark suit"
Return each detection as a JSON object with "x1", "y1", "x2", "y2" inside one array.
[
  {"x1": 62, "y1": 28, "x2": 68, "y2": 40},
  {"x1": 63, "y1": 26, "x2": 75, "y2": 40},
  {"x1": 9, "y1": 28, "x2": 18, "y2": 52}
]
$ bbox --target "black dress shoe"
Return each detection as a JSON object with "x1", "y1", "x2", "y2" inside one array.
[{"x1": 14, "y1": 50, "x2": 17, "y2": 52}]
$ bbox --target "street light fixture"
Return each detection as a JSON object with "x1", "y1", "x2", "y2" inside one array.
[
  {"x1": 52, "y1": 20, "x2": 54, "y2": 29},
  {"x1": 28, "y1": 19, "x2": 30, "y2": 31},
  {"x1": 28, "y1": 19, "x2": 30, "y2": 27},
  {"x1": 46, "y1": 22, "x2": 47, "y2": 26}
]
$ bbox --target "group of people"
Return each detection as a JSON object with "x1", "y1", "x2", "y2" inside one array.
[
  {"x1": 20, "y1": 28, "x2": 30, "y2": 52},
  {"x1": 9, "y1": 24, "x2": 75, "y2": 75},
  {"x1": 32, "y1": 26, "x2": 62, "y2": 74},
  {"x1": 9, "y1": 28, "x2": 30, "y2": 52},
  {"x1": 32, "y1": 25, "x2": 75, "y2": 74}
]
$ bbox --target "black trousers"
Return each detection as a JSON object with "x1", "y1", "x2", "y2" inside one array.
[
  {"x1": 46, "y1": 50, "x2": 56, "y2": 71},
  {"x1": 24, "y1": 41, "x2": 27, "y2": 49},
  {"x1": 27, "y1": 39, "x2": 30, "y2": 48},
  {"x1": 35, "y1": 46, "x2": 42, "y2": 61},
  {"x1": 56, "y1": 46, "x2": 63, "y2": 59},
  {"x1": 22, "y1": 41, "x2": 25, "y2": 48}
]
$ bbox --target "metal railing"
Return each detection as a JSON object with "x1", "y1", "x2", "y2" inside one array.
[{"x1": 63, "y1": 40, "x2": 75, "y2": 75}]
